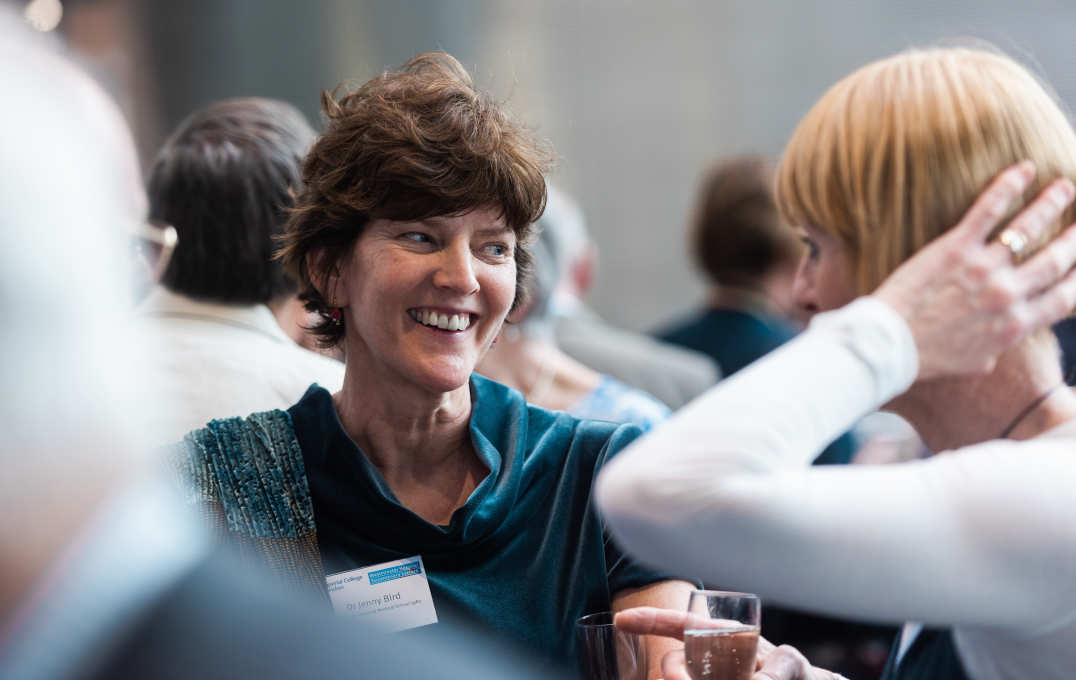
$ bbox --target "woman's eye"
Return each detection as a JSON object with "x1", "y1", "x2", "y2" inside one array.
[
  {"x1": 482, "y1": 243, "x2": 511, "y2": 258},
  {"x1": 401, "y1": 232, "x2": 431, "y2": 244},
  {"x1": 801, "y1": 236, "x2": 819, "y2": 260}
]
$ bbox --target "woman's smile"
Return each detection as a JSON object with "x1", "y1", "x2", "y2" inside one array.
[{"x1": 408, "y1": 308, "x2": 476, "y2": 332}]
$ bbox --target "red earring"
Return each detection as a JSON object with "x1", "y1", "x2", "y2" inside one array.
[{"x1": 328, "y1": 307, "x2": 343, "y2": 326}]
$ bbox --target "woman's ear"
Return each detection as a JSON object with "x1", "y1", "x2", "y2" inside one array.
[{"x1": 306, "y1": 248, "x2": 347, "y2": 307}]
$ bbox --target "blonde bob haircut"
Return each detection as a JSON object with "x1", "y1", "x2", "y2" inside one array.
[{"x1": 777, "y1": 46, "x2": 1076, "y2": 295}]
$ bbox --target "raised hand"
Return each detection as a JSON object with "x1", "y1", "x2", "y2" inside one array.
[{"x1": 874, "y1": 162, "x2": 1076, "y2": 379}]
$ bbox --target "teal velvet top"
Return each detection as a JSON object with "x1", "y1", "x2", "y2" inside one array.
[{"x1": 290, "y1": 374, "x2": 681, "y2": 664}]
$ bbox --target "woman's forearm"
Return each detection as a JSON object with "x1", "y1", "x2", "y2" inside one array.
[
  {"x1": 596, "y1": 298, "x2": 1076, "y2": 630},
  {"x1": 597, "y1": 296, "x2": 916, "y2": 535}
]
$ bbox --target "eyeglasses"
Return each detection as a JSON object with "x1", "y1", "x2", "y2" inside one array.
[{"x1": 131, "y1": 220, "x2": 178, "y2": 287}]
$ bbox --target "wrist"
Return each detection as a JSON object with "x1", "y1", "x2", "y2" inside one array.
[{"x1": 812, "y1": 296, "x2": 919, "y2": 398}]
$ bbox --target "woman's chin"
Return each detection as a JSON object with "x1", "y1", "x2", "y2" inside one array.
[{"x1": 409, "y1": 364, "x2": 474, "y2": 395}]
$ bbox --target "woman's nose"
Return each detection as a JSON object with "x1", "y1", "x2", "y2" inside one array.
[{"x1": 432, "y1": 243, "x2": 480, "y2": 295}]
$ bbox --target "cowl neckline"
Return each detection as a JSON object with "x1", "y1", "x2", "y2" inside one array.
[{"x1": 292, "y1": 375, "x2": 530, "y2": 553}]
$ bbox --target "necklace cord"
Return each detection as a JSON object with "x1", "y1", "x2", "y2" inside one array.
[{"x1": 999, "y1": 381, "x2": 1065, "y2": 439}]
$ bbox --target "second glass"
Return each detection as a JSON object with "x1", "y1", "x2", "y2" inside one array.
[{"x1": 575, "y1": 611, "x2": 648, "y2": 680}]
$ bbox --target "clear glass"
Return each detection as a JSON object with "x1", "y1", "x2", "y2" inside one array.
[
  {"x1": 575, "y1": 611, "x2": 648, "y2": 680},
  {"x1": 683, "y1": 590, "x2": 761, "y2": 680}
]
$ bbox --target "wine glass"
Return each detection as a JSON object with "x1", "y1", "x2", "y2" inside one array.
[
  {"x1": 575, "y1": 611, "x2": 648, "y2": 680},
  {"x1": 683, "y1": 590, "x2": 761, "y2": 680}
]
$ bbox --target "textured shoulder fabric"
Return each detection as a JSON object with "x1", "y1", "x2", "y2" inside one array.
[{"x1": 168, "y1": 410, "x2": 328, "y2": 601}]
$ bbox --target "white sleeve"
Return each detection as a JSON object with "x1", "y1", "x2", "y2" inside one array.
[{"x1": 596, "y1": 297, "x2": 1076, "y2": 633}]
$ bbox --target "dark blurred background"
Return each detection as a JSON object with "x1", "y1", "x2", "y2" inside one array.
[{"x1": 33, "y1": 0, "x2": 1076, "y2": 331}]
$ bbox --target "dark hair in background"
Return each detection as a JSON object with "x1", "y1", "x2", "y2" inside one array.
[
  {"x1": 277, "y1": 52, "x2": 552, "y2": 347},
  {"x1": 690, "y1": 155, "x2": 801, "y2": 289},
  {"x1": 148, "y1": 97, "x2": 315, "y2": 304}
]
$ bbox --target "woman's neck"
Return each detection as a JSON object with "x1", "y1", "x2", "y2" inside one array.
[
  {"x1": 333, "y1": 362, "x2": 491, "y2": 526},
  {"x1": 707, "y1": 284, "x2": 776, "y2": 315},
  {"x1": 888, "y1": 340, "x2": 1076, "y2": 451},
  {"x1": 333, "y1": 363, "x2": 474, "y2": 480}
]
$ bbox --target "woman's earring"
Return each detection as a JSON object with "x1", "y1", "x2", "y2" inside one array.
[{"x1": 327, "y1": 304, "x2": 343, "y2": 326}]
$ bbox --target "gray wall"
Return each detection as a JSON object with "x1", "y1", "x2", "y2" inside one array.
[{"x1": 141, "y1": 0, "x2": 1076, "y2": 331}]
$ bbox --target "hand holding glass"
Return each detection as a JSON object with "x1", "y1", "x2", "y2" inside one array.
[{"x1": 683, "y1": 591, "x2": 760, "y2": 680}]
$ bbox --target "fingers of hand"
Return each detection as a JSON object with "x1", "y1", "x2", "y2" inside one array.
[
  {"x1": 1015, "y1": 221, "x2": 1076, "y2": 297},
  {"x1": 953, "y1": 221, "x2": 1076, "y2": 314},
  {"x1": 752, "y1": 645, "x2": 812, "y2": 680},
  {"x1": 958, "y1": 161, "x2": 1035, "y2": 242},
  {"x1": 615, "y1": 607, "x2": 745, "y2": 640},
  {"x1": 1025, "y1": 265, "x2": 1076, "y2": 329},
  {"x1": 661, "y1": 649, "x2": 690, "y2": 680},
  {"x1": 988, "y1": 178, "x2": 1076, "y2": 263},
  {"x1": 614, "y1": 607, "x2": 688, "y2": 640},
  {"x1": 756, "y1": 635, "x2": 777, "y2": 660},
  {"x1": 1014, "y1": 179, "x2": 1076, "y2": 243}
]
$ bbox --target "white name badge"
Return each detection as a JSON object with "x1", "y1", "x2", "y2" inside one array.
[{"x1": 325, "y1": 555, "x2": 438, "y2": 632}]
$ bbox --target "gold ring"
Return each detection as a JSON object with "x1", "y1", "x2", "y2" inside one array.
[{"x1": 999, "y1": 228, "x2": 1028, "y2": 261}]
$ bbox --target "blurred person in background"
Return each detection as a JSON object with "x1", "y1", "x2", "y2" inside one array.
[
  {"x1": 654, "y1": 155, "x2": 858, "y2": 466},
  {"x1": 170, "y1": 52, "x2": 692, "y2": 677},
  {"x1": 546, "y1": 187, "x2": 720, "y2": 409},
  {"x1": 600, "y1": 47, "x2": 1076, "y2": 680},
  {"x1": 477, "y1": 186, "x2": 670, "y2": 430},
  {"x1": 134, "y1": 97, "x2": 344, "y2": 444},
  {"x1": 0, "y1": 12, "x2": 566, "y2": 680},
  {"x1": 654, "y1": 155, "x2": 805, "y2": 375},
  {"x1": 652, "y1": 156, "x2": 895, "y2": 677}
]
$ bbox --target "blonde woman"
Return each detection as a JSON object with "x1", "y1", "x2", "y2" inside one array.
[{"x1": 598, "y1": 47, "x2": 1076, "y2": 680}]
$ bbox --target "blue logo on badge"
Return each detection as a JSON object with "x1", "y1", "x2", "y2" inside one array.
[{"x1": 368, "y1": 560, "x2": 423, "y2": 585}]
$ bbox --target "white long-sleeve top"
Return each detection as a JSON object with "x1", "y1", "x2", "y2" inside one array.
[{"x1": 596, "y1": 298, "x2": 1076, "y2": 680}]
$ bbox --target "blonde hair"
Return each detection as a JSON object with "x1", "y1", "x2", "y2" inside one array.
[{"x1": 776, "y1": 46, "x2": 1076, "y2": 295}]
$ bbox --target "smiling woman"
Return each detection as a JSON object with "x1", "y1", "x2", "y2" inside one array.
[{"x1": 169, "y1": 52, "x2": 693, "y2": 675}]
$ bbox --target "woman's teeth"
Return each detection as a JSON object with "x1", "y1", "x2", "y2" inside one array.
[{"x1": 410, "y1": 309, "x2": 472, "y2": 331}]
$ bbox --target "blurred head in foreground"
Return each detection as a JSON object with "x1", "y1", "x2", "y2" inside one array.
[{"x1": 0, "y1": 8, "x2": 148, "y2": 617}]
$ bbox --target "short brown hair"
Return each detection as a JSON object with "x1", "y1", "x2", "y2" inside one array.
[
  {"x1": 690, "y1": 155, "x2": 801, "y2": 289},
  {"x1": 278, "y1": 52, "x2": 551, "y2": 346}
]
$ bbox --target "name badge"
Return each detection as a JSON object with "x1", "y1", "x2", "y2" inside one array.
[{"x1": 325, "y1": 555, "x2": 438, "y2": 632}]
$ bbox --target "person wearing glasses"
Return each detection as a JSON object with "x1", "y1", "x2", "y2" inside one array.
[
  {"x1": 599, "y1": 47, "x2": 1076, "y2": 680},
  {"x1": 135, "y1": 98, "x2": 345, "y2": 444}
]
